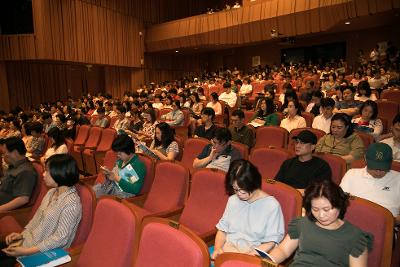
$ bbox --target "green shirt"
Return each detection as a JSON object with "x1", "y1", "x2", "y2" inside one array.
[
  {"x1": 229, "y1": 125, "x2": 255, "y2": 148},
  {"x1": 315, "y1": 133, "x2": 364, "y2": 160},
  {"x1": 116, "y1": 155, "x2": 146, "y2": 195},
  {"x1": 263, "y1": 113, "x2": 279, "y2": 126},
  {"x1": 289, "y1": 217, "x2": 373, "y2": 267}
]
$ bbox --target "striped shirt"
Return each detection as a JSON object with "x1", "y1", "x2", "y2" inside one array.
[{"x1": 22, "y1": 186, "x2": 82, "y2": 252}]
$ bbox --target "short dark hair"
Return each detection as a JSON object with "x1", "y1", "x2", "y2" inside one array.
[
  {"x1": 4, "y1": 137, "x2": 27, "y2": 155},
  {"x1": 225, "y1": 159, "x2": 262, "y2": 195},
  {"x1": 210, "y1": 92, "x2": 219, "y2": 101},
  {"x1": 320, "y1": 97, "x2": 335, "y2": 108},
  {"x1": 117, "y1": 105, "x2": 127, "y2": 114},
  {"x1": 201, "y1": 107, "x2": 215, "y2": 120},
  {"x1": 312, "y1": 91, "x2": 323, "y2": 99},
  {"x1": 331, "y1": 113, "x2": 354, "y2": 138},
  {"x1": 48, "y1": 126, "x2": 66, "y2": 148},
  {"x1": 231, "y1": 109, "x2": 244, "y2": 119},
  {"x1": 143, "y1": 108, "x2": 156, "y2": 123},
  {"x1": 45, "y1": 154, "x2": 79, "y2": 186},
  {"x1": 303, "y1": 180, "x2": 349, "y2": 221},
  {"x1": 223, "y1": 82, "x2": 231, "y2": 88},
  {"x1": 213, "y1": 127, "x2": 231, "y2": 144},
  {"x1": 30, "y1": 121, "x2": 43, "y2": 134},
  {"x1": 112, "y1": 134, "x2": 135, "y2": 154},
  {"x1": 357, "y1": 80, "x2": 372, "y2": 97},
  {"x1": 359, "y1": 100, "x2": 378, "y2": 120}
]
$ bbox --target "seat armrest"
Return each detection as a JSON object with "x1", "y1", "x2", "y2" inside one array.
[{"x1": 79, "y1": 175, "x2": 98, "y2": 186}]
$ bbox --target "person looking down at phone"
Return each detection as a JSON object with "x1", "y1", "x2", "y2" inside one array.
[
  {"x1": 0, "y1": 154, "x2": 82, "y2": 267},
  {"x1": 193, "y1": 127, "x2": 242, "y2": 172},
  {"x1": 211, "y1": 159, "x2": 284, "y2": 260},
  {"x1": 93, "y1": 134, "x2": 146, "y2": 198},
  {"x1": 268, "y1": 180, "x2": 372, "y2": 267}
]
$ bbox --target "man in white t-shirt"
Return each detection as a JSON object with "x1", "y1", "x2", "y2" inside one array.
[
  {"x1": 312, "y1": 97, "x2": 335, "y2": 134},
  {"x1": 340, "y1": 143, "x2": 400, "y2": 225},
  {"x1": 380, "y1": 113, "x2": 400, "y2": 162},
  {"x1": 219, "y1": 82, "x2": 237, "y2": 108}
]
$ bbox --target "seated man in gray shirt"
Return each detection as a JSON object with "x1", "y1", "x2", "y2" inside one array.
[{"x1": 0, "y1": 137, "x2": 37, "y2": 212}]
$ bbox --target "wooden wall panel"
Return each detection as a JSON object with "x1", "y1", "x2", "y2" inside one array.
[
  {"x1": 5, "y1": 61, "x2": 105, "y2": 110},
  {"x1": 0, "y1": 62, "x2": 11, "y2": 112},
  {"x1": 104, "y1": 66, "x2": 144, "y2": 99}
]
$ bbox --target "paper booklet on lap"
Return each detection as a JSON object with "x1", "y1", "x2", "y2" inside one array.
[
  {"x1": 17, "y1": 248, "x2": 71, "y2": 267},
  {"x1": 254, "y1": 248, "x2": 277, "y2": 264}
]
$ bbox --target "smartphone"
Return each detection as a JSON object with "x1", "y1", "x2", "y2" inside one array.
[{"x1": 254, "y1": 248, "x2": 274, "y2": 262}]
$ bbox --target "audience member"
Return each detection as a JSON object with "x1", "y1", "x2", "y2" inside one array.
[
  {"x1": 275, "y1": 130, "x2": 332, "y2": 194},
  {"x1": 193, "y1": 127, "x2": 242, "y2": 172},
  {"x1": 352, "y1": 100, "x2": 383, "y2": 141},
  {"x1": 229, "y1": 109, "x2": 255, "y2": 148},
  {"x1": 280, "y1": 100, "x2": 306, "y2": 132},
  {"x1": 312, "y1": 97, "x2": 335, "y2": 134},
  {"x1": 160, "y1": 100, "x2": 184, "y2": 126},
  {"x1": 0, "y1": 137, "x2": 37, "y2": 212},
  {"x1": 93, "y1": 134, "x2": 146, "y2": 198},
  {"x1": 207, "y1": 92, "x2": 223, "y2": 115},
  {"x1": 380, "y1": 113, "x2": 400, "y2": 161},
  {"x1": 340, "y1": 143, "x2": 399, "y2": 226},
  {"x1": 93, "y1": 107, "x2": 109, "y2": 128},
  {"x1": 219, "y1": 82, "x2": 237, "y2": 108},
  {"x1": 315, "y1": 113, "x2": 364, "y2": 164},
  {"x1": 211, "y1": 159, "x2": 284, "y2": 260},
  {"x1": 150, "y1": 122, "x2": 180, "y2": 160},
  {"x1": 249, "y1": 98, "x2": 279, "y2": 127},
  {"x1": 41, "y1": 127, "x2": 68, "y2": 164},
  {"x1": 268, "y1": 180, "x2": 372, "y2": 266},
  {"x1": 193, "y1": 107, "x2": 217, "y2": 140},
  {"x1": 0, "y1": 154, "x2": 82, "y2": 266}
]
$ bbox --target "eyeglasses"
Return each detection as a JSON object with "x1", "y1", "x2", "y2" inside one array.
[{"x1": 232, "y1": 186, "x2": 248, "y2": 195}]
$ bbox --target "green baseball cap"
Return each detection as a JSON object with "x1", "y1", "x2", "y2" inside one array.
[{"x1": 365, "y1": 143, "x2": 393, "y2": 171}]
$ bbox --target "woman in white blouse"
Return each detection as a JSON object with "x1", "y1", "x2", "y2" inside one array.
[
  {"x1": 280, "y1": 99, "x2": 306, "y2": 132},
  {"x1": 41, "y1": 127, "x2": 68, "y2": 164}
]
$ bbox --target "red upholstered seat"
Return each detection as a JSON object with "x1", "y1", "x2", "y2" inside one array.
[
  {"x1": 300, "y1": 112, "x2": 314, "y2": 128},
  {"x1": 376, "y1": 100, "x2": 399, "y2": 125},
  {"x1": 287, "y1": 127, "x2": 326, "y2": 152},
  {"x1": 137, "y1": 153, "x2": 155, "y2": 195},
  {"x1": 75, "y1": 198, "x2": 139, "y2": 267},
  {"x1": 255, "y1": 126, "x2": 289, "y2": 149},
  {"x1": 314, "y1": 153, "x2": 346, "y2": 185},
  {"x1": 215, "y1": 252, "x2": 271, "y2": 267},
  {"x1": 123, "y1": 161, "x2": 189, "y2": 222},
  {"x1": 71, "y1": 125, "x2": 90, "y2": 171},
  {"x1": 80, "y1": 126, "x2": 103, "y2": 173},
  {"x1": 344, "y1": 196, "x2": 394, "y2": 267},
  {"x1": 179, "y1": 169, "x2": 228, "y2": 244},
  {"x1": 381, "y1": 89, "x2": 400, "y2": 103},
  {"x1": 93, "y1": 128, "x2": 116, "y2": 174},
  {"x1": 249, "y1": 147, "x2": 293, "y2": 179},
  {"x1": 231, "y1": 141, "x2": 249, "y2": 160},
  {"x1": 180, "y1": 137, "x2": 210, "y2": 170},
  {"x1": 70, "y1": 182, "x2": 96, "y2": 247},
  {"x1": 355, "y1": 131, "x2": 374, "y2": 152},
  {"x1": 350, "y1": 159, "x2": 400, "y2": 172},
  {"x1": 261, "y1": 179, "x2": 302, "y2": 233},
  {"x1": 134, "y1": 217, "x2": 209, "y2": 267},
  {"x1": 109, "y1": 116, "x2": 118, "y2": 128}
]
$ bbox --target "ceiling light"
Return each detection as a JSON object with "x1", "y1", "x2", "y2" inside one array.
[
  {"x1": 345, "y1": 21, "x2": 351, "y2": 25},
  {"x1": 175, "y1": 50, "x2": 179, "y2": 53}
]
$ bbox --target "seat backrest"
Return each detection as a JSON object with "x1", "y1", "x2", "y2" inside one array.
[
  {"x1": 174, "y1": 135, "x2": 185, "y2": 161},
  {"x1": 71, "y1": 182, "x2": 96, "y2": 247},
  {"x1": 314, "y1": 153, "x2": 346, "y2": 185},
  {"x1": 249, "y1": 147, "x2": 293, "y2": 179},
  {"x1": 231, "y1": 141, "x2": 249, "y2": 160},
  {"x1": 90, "y1": 115, "x2": 98, "y2": 125},
  {"x1": 355, "y1": 131, "x2": 374, "y2": 151},
  {"x1": 95, "y1": 128, "x2": 116, "y2": 152},
  {"x1": 180, "y1": 138, "x2": 210, "y2": 169},
  {"x1": 215, "y1": 252, "x2": 267, "y2": 267},
  {"x1": 179, "y1": 169, "x2": 228, "y2": 240},
  {"x1": 351, "y1": 159, "x2": 400, "y2": 172},
  {"x1": 243, "y1": 110, "x2": 255, "y2": 124},
  {"x1": 109, "y1": 116, "x2": 119, "y2": 128},
  {"x1": 380, "y1": 89, "x2": 400, "y2": 103},
  {"x1": 74, "y1": 125, "x2": 90, "y2": 146},
  {"x1": 28, "y1": 163, "x2": 48, "y2": 217},
  {"x1": 158, "y1": 108, "x2": 173, "y2": 119},
  {"x1": 95, "y1": 150, "x2": 117, "y2": 185},
  {"x1": 287, "y1": 127, "x2": 326, "y2": 152},
  {"x1": 134, "y1": 217, "x2": 209, "y2": 267},
  {"x1": 344, "y1": 196, "x2": 394, "y2": 267},
  {"x1": 84, "y1": 126, "x2": 102, "y2": 148},
  {"x1": 77, "y1": 198, "x2": 139, "y2": 267},
  {"x1": 255, "y1": 126, "x2": 289, "y2": 148},
  {"x1": 376, "y1": 100, "x2": 399, "y2": 123},
  {"x1": 137, "y1": 153, "x2": 155, "y2": 195},
  {"x1": 65, "y1": 138, "x2": 74, "y2": 153},
  {"x1": 301, "y1": 112, "x2": 314, "y2": 127},
  {"x1": 261, "y1": 179, "x2": 302, "y2": 233},
  {"x1": 144, "y1": 161, "x2": 189, "y2": 213}
]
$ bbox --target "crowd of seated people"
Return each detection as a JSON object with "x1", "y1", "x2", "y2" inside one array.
[{"x1": 0, "y1": 41, "x2": 399, "y2": 265}]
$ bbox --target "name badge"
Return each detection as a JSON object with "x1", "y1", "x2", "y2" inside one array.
[{"x1": 126, "y1": 164, "x2": 133, "y2": 171}]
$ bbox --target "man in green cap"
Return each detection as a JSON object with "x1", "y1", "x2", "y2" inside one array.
[{"x1": 340, "y1": 143, "x2": 400, "y2": 225}]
